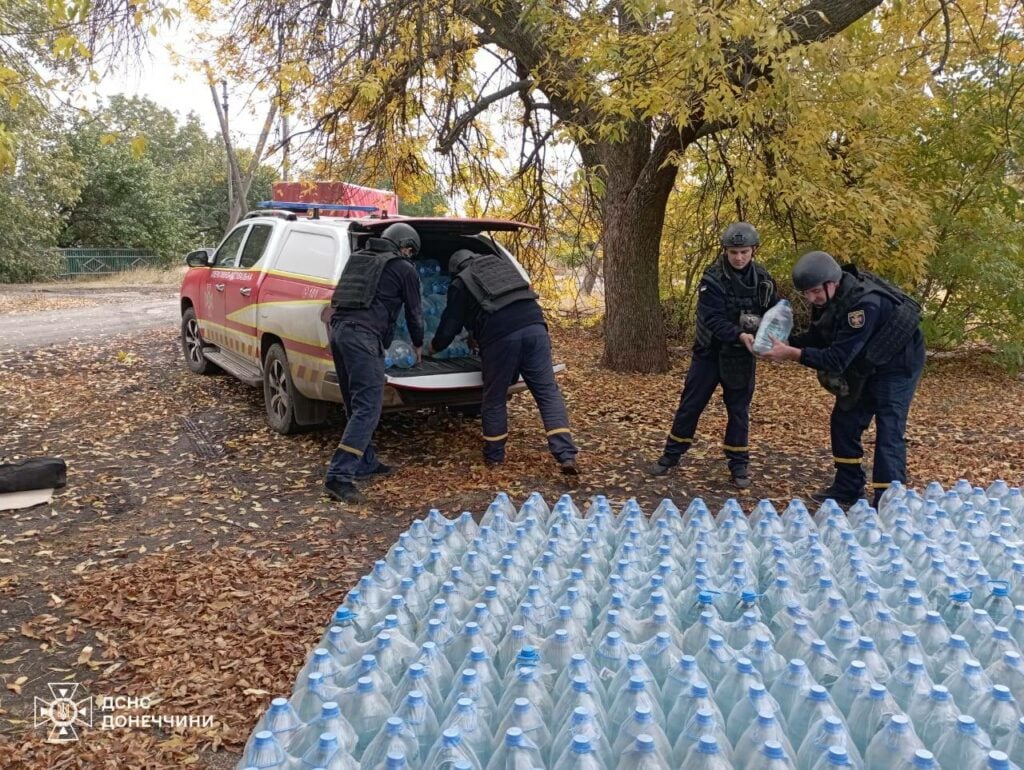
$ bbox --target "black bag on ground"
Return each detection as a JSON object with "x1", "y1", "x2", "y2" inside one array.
[{"x1": 0, "y1": 458, "x2": 67, "y2": 493}]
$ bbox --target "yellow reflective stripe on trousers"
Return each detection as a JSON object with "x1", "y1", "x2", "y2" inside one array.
[
  {"x1": 483, "y1": 433, "x2": 509, "y2": 442},
  {"x1": 338, "y1": 444, "x2": 364, "y2": 457},
  {"x1": 723, "y1": 444, "x2": 749, "y2": 452},
  {"x1": 669, "y1": 434, "x2": 693, "y2": 444},
  {"x1": 833, "y1": 456, "x2": 862, "y2": 465},
  {"x1": 871, "y1": 482, "x2": 892, "y2": 489},
  {"x1": 546, "y1": 427, "x2": 571, "y2": 437}
]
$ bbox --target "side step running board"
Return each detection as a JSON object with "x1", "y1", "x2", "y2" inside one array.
[{"x1": 204, "y1": 350, "x2": 262, "y2": 386}]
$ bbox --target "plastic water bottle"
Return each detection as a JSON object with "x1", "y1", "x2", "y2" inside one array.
[
  {"x1": 426, "y1": 728, "x2": 483, "y2": 770},
  {"x1": 808, "y1": 745, "x2": 855, "y2": 770},
  {"x1": 683, "y1": 735, "x2": 735, "y2": 770},
  {"x1": 888, "y1": 659, "x2": 933, "y2": 712},
  {"x1": 395, "y1": 689, "x2": 439, "y2": 759},
  {"x1": 933, "y1": 715, "x2": 993, "y2": 769},
  {"x1": 736, "y1": 711, "x2": 796, "y2": 765},
  {"x1": 747, "y1": 740, "x2": 797, "y2": 770},
  {"x1": 848, "y1": 684, "x2": 903, "y2": 755},
  {"x1": 614, "y1": 733, "x2": 670, "y2": 770},
  {"x1": 753, "y1": 300, "x2": 793, "y2": 354},
  {"x1": 288, "y1": 701, "x2": 357, "y2": 760},
  {"x1": 697, "y1": 634, "x2": 737, "y2": 687},
  {"x1": 863, "y1": 714, "x2": 923, "y2": 770},
  {"x1": 770, "y1": 659, "x2": 813, "y2": 722},
  {"x1": 245, "y1": 697, "x2": 304, "y2": 755},
  {"x1": 1005, "y1": 718, "x2": 1024, "y2": 767},
  {"x1": 832, "y1": 661, "x2": 871, "y2": 719},
  {"x1": 341, "y1": 676, "x2": 393, "y2": 755},
  {"x1": 943, "y1": 659, "x2": 993, "y2": 708},
  {"x1": 494, "y1": 698, "x2": 550, "y2": 759},
  {"x1": 612, "y1": 704, "x2": 673, "y2": 759},
  {"x1": 797, "y1": 716, "x2": 861, "y2": 770},
  {"x1": 988, "y1": 750, "x2": 1023, "y2": 770},
  {"x1": 484, "y1": 727, "x2": 544, "y2": 770},
  {"x1": 294, "y1": 732, "x2": 358, "y2": 770},
  {"x1": 988, "y1": 652, "x2": 1024, "y2": 705},
  {"x1": 745, "y1": 636, "x2": 789, "y2": 688},
  {"x1": 673, "y1": 707, "x2": 734, "y2": 766},
  {"x1": 442, "y1": 698, "x2": 495, "y2": 766},
  {"x1": 716, "y1": 657, "x2": 765, "y2": 716},
  {"x1": 788, "y1": 686, "x2": 843, "y2": 752},
  {"x1": 551, "y1": 709, "x2": 614, "y2": 770},
  {"x1": 668, "y1": 681, "x2": 724, "y2": 744},
  {"x1": 553, "y1": 735, "x2": 607, "y2": 770},
  {"x1": 290, "y1": 671, "x2": 342, "y2": 722},
  {"x1": 237, "y1": 730, "x2": 289, "y2": 769},
  {"x1": 974, "y1": 685, "x2": 1022, "y2": 746},
  {"x1": 804, "y1": 640, "x2": 842, "y2": 689}
]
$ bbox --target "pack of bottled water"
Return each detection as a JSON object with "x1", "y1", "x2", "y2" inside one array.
[
  {"x1": 388, "y1": 260, "x2": 471, "y2": 368},
  {"x1": 237, "y1": 480, "x2": 1024, "y2": 770}
]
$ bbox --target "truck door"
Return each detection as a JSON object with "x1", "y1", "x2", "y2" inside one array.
[
  {"x1": 220, "y1": 223, "x2": 274, "y2": 364},
  {"x1": 202, "y1": 225, "x2": 249, "y2": 352}
]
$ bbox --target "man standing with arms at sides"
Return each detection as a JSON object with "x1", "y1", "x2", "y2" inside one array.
[
  {"x1": 647, "y1": 222, "x2": 779, "y2": 489},
  {"x1": 429, "y1": 247, "x2": 579, "y2": 474},
  {"x1": 759, "y1": 250, "x2": 925, "y2": 507},
  {"x1": 323, "y1": 222, "x2": 425, "y2": 504}
]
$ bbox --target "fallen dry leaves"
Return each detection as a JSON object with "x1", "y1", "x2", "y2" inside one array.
[{"x1": 0, "y1": 322, "x2": 1022, "y2": 768}]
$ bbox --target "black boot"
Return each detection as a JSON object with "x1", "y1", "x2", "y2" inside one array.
[
  {"x1": 731, "y1": 466, "x2": 751, "y2": 489},
  {"x1": 646, "y1": 456, "x2": 678, "y2": 477},
  {"x1": 324, "y1": 479, "x2": 365, "y2": 504},
  {"x1": 559, "y1": 458, "x2": 580, "y2": 475}
]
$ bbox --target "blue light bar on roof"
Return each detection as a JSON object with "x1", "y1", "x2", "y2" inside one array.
[{"x1": 256, "y1": 200, "x2": 379, "y2": 212}]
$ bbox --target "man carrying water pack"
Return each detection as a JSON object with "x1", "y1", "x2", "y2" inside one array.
[
  {"x1": 647, "y1": 222, "x2": 779, "y2": 488},
  {"x1": 429, "y1": 248, "x2": 579, "y2": 474},
  {"x1": 758, "y1": 250, "x2": 925, "y2": 507}
]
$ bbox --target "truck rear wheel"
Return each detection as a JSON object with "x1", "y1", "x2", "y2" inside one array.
[{"x1": 262, "y1": 343, "x2": 303, "y2": 434}]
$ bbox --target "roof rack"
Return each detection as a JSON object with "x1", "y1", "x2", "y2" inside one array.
[
  {"x1": 256, "y1": 200, "x2": 379, "y2": 220},
  {"x1": 243, "y1": 209, "x2": 296, "y2": 221}
]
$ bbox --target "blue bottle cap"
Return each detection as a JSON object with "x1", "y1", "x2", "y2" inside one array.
[{"x1": 763, "y1": 741, "x2": 786, "y2": 760}]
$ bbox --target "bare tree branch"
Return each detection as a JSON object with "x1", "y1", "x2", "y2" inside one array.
[{"x1": 435, "y1": 78, "x2": 533, "y2": 153}]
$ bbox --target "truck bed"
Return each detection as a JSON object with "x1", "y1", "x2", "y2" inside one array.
[{"x1": 386, "y1": 355, "x2": 482, "y2": 378}]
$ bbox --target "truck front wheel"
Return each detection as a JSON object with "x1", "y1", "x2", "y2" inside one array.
[{"x1": 181, "y1": 307, "x2": 219, "y2": 375}]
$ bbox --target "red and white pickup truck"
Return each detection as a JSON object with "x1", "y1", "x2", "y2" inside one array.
[{"x1": 179, "y1": 206, "x2": 555, "y2": 433}]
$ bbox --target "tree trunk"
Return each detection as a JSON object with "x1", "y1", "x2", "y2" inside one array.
[
  {"x1": 592, "y1": 124, "x2": 678, "y2": 373},
  {"x1": 600, "y1": 195, "x2": 671, "y2": 372}
]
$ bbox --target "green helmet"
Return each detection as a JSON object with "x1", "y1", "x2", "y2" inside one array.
[
  {"x1": 448, "y1": 248, "x2": 477, "y2": 274},
  {"x1": 381, "y1": 222, "x2": 421, "y2": 256},
  {"x1": 792, "y1": 250, "x2": 843, "y2": 291},
  {"x1": 720, "y1": 222, "x2": 761, "y2": 249}
]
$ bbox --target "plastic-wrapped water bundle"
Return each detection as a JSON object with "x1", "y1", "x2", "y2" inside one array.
[
  {"x1": 385, "y1": 263, "x2": 474, "y2": 369},
  {"x1": 238, "y1": 481, "x2": 1024, "y2": 770}
]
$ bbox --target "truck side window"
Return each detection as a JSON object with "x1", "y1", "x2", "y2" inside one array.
[
  {"x1": 239, "y1": 224, "x2": 273, "y2": 268},
  {"x1": 213, "y1": 226, "x2": 248, "y2": 268},
  {"x1": 276, "y1": 230, "x2": 339, "y2": 281}
]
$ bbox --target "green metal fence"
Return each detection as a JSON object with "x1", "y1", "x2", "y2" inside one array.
[{"x1": 58, "y1": 248, "x2": 160, "y2": 278}]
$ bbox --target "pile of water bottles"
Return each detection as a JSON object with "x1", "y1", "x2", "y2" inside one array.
[
  {"x1": 387, "y1": 260, "x2": 472, "y2": 369},
  {"x1": 238, "y1": 479, "x2": 1024, "y2": 770}
]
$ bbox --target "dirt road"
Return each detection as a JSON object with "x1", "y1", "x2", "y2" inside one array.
[{"x1": 0, "y1": 287, "x2": 178, "y2": 350}]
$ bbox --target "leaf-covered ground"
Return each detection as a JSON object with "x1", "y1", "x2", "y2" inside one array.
[{"x1": 1, "y1": 324, "x2": 1022, "y2": 768}]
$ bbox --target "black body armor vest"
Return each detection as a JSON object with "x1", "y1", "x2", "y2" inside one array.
[
  {"x1": 331, "y1": 239, "x2": 406, "y2": 310},
  {"x1": 456, "y1": 253, "x2": 538, "y2": 313}
]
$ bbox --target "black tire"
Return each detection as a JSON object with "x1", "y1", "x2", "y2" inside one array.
[
  {"x1": 181, "y1": 307, "x2": 219, "y2": 374},
  {"x1": 262, "y1": 343, "x2": 302, "y2": 434}
]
